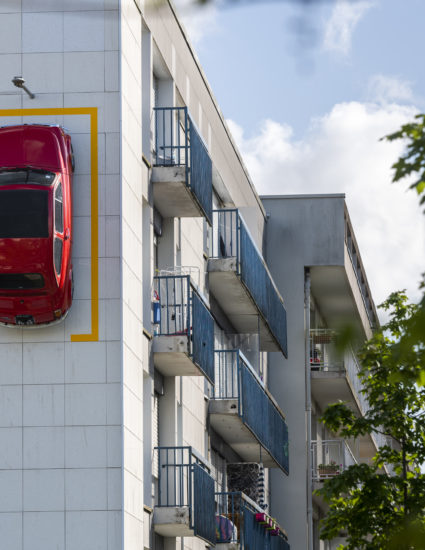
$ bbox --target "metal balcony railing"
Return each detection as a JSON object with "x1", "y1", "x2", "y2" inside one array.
[
  {"x1": 213, "y1": 350, "x2": 289, "y2": 473},
  {"x1": 154, "y1": 275, "x2": 214, "y2": 383},
  {"x1": 309, "y1": 329, "x2": 343, "y2": 371},
  {"x1": 156, "y1": 446, "x2": 215, "y2": 544},
  {"x1": 311, "y1": 439, "x2": 357, "y2": 481},
  {"x1": 310, "y1": 329, "x2": 370, "y2": 414},
  {"x1": 211, "y1": 209, "x2": 287, "y2": 356},
  {"x1": 345, "y1": 225, "x2": 376, "y2": 329},
  {"x1": 215, "y1": 492, "x2": 290, "y2": 549},
  {"x1": 153, "y1": 107, "x2": 212, "y2": 224}
]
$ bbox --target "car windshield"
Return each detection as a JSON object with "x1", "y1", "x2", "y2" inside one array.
[
  {"x1": 0, "y1": 189, "x2": 49, "y2": 238},
  {"x1": 0, "y1": 168, "x2": 56, "y2": 186}
]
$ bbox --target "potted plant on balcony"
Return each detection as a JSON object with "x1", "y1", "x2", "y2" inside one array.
[{"x1": 318, "y1": 461, "x2": 341, "y2": 477}]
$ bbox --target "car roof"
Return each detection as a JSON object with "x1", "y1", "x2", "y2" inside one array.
[{"x1": 0, "y1": 124, "x2": 68, "y2": 172}]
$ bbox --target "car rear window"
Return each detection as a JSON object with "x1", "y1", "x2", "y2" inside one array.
[
  {"x1": 0, "y1": 189, "x2": 49, "y2": 238},
  {"x1": 0, "y1": 169, "x2": 56, "y2": 186},
  {"x1": 0, "y1": 273, "x2": 45, "y2": 289}
]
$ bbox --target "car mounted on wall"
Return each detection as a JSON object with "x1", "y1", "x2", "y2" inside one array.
[{"x1": 0, "y1": 124, "x2": 74, "y2": 326}]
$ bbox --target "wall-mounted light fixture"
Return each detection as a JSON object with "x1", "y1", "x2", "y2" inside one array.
[{"x1": 12, "y1": 76, "x2": 35, "y2": 99}]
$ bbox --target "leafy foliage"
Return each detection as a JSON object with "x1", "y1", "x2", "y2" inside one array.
[
  {"x1": 317, "y1": 293, "x2": 425, "y2": 549},
  {"x1": 384, "y1": 114, "x2": 425, "y2": 208}
]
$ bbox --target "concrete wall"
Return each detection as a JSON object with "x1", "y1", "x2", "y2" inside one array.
[
  {"x1": 262, "y1": 195, "x2": 346, "y2": 550},
  {"x1": 262, "y1": 194, "x2": 374, "y2": 550}
]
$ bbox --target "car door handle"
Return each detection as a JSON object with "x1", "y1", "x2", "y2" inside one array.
[{"x1": 64, "y1": 228, "x2": 71, "y2": 240}]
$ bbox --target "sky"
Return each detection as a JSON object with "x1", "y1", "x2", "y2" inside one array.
[{"x1": 173, "y1": 0, "x2": 425, "y2": 319}]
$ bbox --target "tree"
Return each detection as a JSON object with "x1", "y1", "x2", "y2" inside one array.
[
  {"x1": 316, "y1": 119, "x2": 425, "y2": 549},
  {"x1": 317, "y1": 292, "x2": 425, "y2": 549},
  {"x1": 385, "y1": 114, "x2": 425, "y2": 209}
]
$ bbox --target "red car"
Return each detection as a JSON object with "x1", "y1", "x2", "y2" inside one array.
[{"x1": 0, "y1": 124, "x2": 74, "y2": 326}]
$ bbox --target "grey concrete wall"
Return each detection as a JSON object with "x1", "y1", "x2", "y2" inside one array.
[{"x1": 262, "y1": 195, "x2": 346, "y2": 550}]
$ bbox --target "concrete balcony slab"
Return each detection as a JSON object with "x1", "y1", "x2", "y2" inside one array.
[
  {"x1": 153, "y1": 335, "x2": 205, "y2": 377},
  {"x1": 209, "y1": 399, "x2": 278, "y2": 468},
  {"x1": 208, "y1": 259, "x2": 278, "y2": 352},
  {"x1": 153, "y1": 506, "x2": 195, "y2": 538},
  {"x1": 152, "y1": 166, "x2": 205, "y2": 219}
]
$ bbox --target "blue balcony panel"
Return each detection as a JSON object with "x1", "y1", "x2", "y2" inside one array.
[
  {"x1": 215, "y1": 492, "x2": 290, "y2": 550},
  {"x1": 209, "y1": 351, "x2": 289, "y2": 473},
  {"x1": 154, "y1": 446, "x2": 215, "y2": 544},
  {"x1": 208, "y1": 210, "x2": 287, "y2": 355},
  {"x1": 152, "y1": 107, "x2": 212, "y2": 223},
  {"x1": 153, "y1": 275, "x2": 214, "y2": 383}
]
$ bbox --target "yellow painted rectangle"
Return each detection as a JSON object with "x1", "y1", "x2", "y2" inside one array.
[{"x1": 0, "y1": 107, "x2": 99, "y2": 342}]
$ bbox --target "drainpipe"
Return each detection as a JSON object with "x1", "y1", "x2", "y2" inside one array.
[{"x1": 305, "y1": 268, "x2": 313, "y2": 550}]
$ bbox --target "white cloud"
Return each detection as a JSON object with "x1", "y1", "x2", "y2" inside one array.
[
  {"x1": 172, "y1": 0, "x2": 219, "y2": 45},
  {"x1": 323, "y1": 0, "x2": 375, "y2": 56},
  {"x1": 367, "y1": 74, "x2": 414, "y2": 104},
  {"x1": 228, "y1": 101, "x2": 425, "y2": 316}
]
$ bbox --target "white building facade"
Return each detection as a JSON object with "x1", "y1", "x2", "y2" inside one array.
[{"x1": 0, "y1": 2, "x2": 290, "y2": 550}]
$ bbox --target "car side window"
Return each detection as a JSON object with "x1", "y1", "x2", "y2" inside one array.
[
  {"x1": 55, "y1": 181, "x2": 63, "y2": 234},
  {"x1": 54, "y1": 238, "x2": 63, "y2": 276}
]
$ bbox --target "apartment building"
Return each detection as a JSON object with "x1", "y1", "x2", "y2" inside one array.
[
  {"x1": 262, "y1": 195, "x2": 381, "y2": 550},
  {"x1": 0, "y1": 1, "x2": 290, "y2": 549}
]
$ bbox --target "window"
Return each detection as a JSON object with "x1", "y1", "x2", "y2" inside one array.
[
  {"x1": 54, "y1": 182, "x2": 63, "y2": 234},
  {"x1": 54, "y1": 238, "x2": 63, "y2": 276},
  {"x1": 0, "y1": 273, "x2": 44, "y2": 290},
  {"x1": 0, "y1": 169, "x2": 55, "y2": 186},
  {"x1": 0, "y1": 189, "x2": 48, "y2": 238}
]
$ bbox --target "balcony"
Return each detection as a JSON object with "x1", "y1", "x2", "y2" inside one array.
[
  {"x1": 310, "y1": 329, "x2": 388, "y2": 460},
  {"x1": 208, "y1": 210, "x2": 287, "y2": 355},
  {"x1": 153, "y1": 275, "x2": 214, "y2": 383},
  {"x1": 152, "y1": 107, "x2": 212, "y2": 224},
  {"x1": 311, "y1": 439, "x2": 357, "y2": 482},
  {"x1": 311, "y1": 439, "x2": 358, "y2": 512},
  {"x1": 309, "y1": 329, "x2": 368, "y2": 415},
  {"x1": 215, "y1": 492, "x2": 290, "y2": 550},
  {"x1": 209, "y1": 350, "x2": 289, "y2": 473},
  {"x1": 153, "y1": 446, "x2": 215, "y2": 544}
]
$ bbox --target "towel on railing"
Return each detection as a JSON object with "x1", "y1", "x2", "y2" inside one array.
[{"x1": 215, "y1": 515, "x2": 236, "y2": 543}]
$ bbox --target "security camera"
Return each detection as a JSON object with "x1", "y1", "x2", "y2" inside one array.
[
  {"x1": 12, "y1": 76, "x2": 35, "y2": 99},
  {"x1": 12, "y1": 76, "x2": 26, "y2": 88}
]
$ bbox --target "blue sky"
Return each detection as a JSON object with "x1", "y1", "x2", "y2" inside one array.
[
  {"x1": 181, "y1": 0, "x2": 424, "y2": 137},
  {"x1": 174, "y1": 0, "x2": 425, "y2": 314}
]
